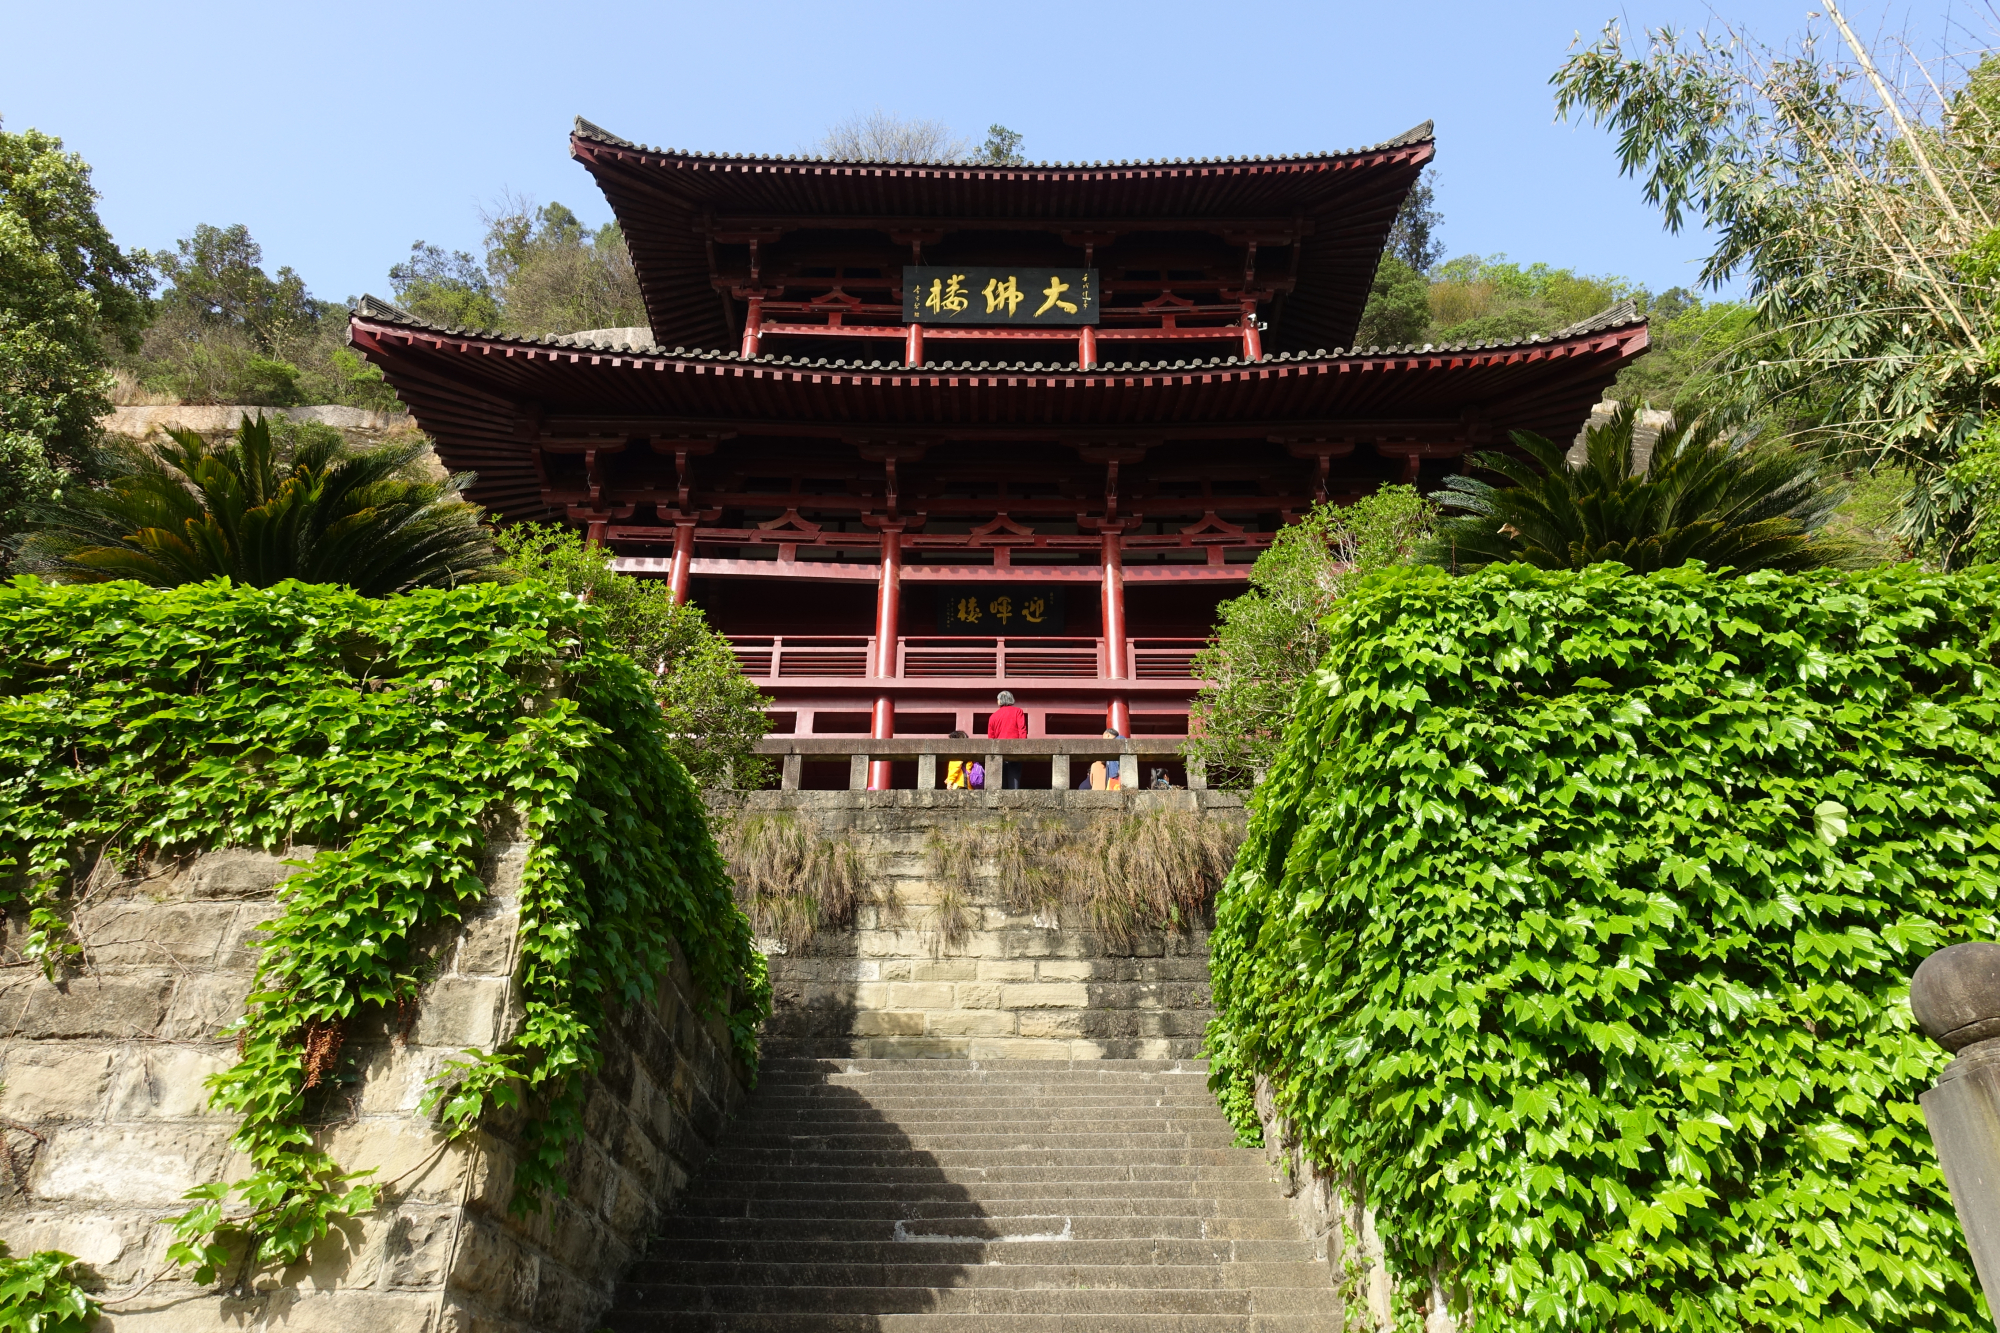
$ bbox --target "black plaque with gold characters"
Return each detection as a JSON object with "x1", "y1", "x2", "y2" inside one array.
[
  {"x1": 903, "y1": 268, "x2": 1098, "y2": 326},
  {"x1": 936, "y1": 586, "x2": 1068, "y2": 635}
]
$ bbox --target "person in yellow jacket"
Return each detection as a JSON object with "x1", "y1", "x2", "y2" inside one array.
[{"x1": 944, "y1": 730, "x2": 976, "y2": 788}]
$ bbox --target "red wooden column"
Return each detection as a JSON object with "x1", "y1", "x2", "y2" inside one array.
[
  {"x1": 869, "y1": 527, "x2": 904, "y2": 790},
  {"x1": 739, "y1": 295, "x2": 764, "y2": 359},
  {"x1": 668, "y1": 522, "x2": 697, "y2": 604},
  {"x1": 1101, "y1": 531, "x2": 1131, "y2": 735},
  {"x1": 904, "y1": 323, "x2": 924, "y2": 368},
  {"x1": 1238, "y1": 298, "x2": 1264, "y2": 361}
]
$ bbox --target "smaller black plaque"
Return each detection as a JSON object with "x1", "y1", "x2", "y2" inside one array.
[
  {"x1": 936, "y1": 586, "x2": 1068, "y2": 635},
  {"x1": 903, "y1": 267, "x2": 1099, "y2": 326}
]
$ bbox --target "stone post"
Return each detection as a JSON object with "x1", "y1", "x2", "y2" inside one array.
[{"x1": 1911, "y1": 941, "x2": 2000, "y2": 1329}]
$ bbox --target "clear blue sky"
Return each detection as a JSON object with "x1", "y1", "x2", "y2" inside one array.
[{"x1": 3, "y1": 0, "x2": 1981, "y2": 308}]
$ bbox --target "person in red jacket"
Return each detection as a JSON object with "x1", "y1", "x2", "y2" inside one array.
[{"x1": 987, "y1": 690, "x2": 1028, "y2": 789}]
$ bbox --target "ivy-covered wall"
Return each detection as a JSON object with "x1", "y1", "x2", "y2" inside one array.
[
  {"x1": 0, "y1": 577, "x2": 768, "y2": 1312},
  {"x1": 1207, "y1": 563, "x2": 1998, "y2": 1331}
]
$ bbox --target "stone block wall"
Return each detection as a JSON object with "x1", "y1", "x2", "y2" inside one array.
[
  {"x1": 716, "y1": 788, "x2": 1246, "y2": 1060},
  {"x1": 0, "y1": 838, "x2": 743, "y2": 1333}
]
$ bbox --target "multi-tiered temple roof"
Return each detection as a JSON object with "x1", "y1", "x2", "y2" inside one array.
[{"x1": 352, "y1": 117, "x2": 1649, "y2": 777}]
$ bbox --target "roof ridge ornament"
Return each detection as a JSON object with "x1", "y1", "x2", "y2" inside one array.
[
  {"x1": 573, "y1": 117, "x2": 636, "y2": 149},
  {"x1": 1381, "y1": 120, "x2": 1436, "y2": 148},
  {"x1": 353, "y1": 294, "x2": 419, "y2": 323},
  {"x1": 1551, "y1": 298, "x2": 1643, "y2": 338}
]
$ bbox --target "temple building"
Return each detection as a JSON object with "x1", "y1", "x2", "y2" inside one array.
[{"x1": 351, "y1": 116, "x2": 1648, "y2": 786}]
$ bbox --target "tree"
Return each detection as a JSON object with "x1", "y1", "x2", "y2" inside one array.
[
  {"x1": 1424, "y1": 404, "x2": 1866, "y2": 574},
  {"x1": 16, "y1": 415, "x2": 501, "y2": 594},
  {"x1": 0, "y1": 118, "x2": 152, "y2": 556},
  {"x1": 978, "y1": 124, "x2": 1027, "y2": 165},
  {"x1": 1384, "y1": 175, "x2": 1445, "y2": 273},
  {"x1": 388, "y1": 242, "x2": 500, "y2": 330},
  {"x1": 493, "y1": 524, "x2": 771, "y2": 789},
  {"x1": 1353, "y1": 256, "x2": 1433, "y2": 349},
  {"x1": 1553, "y1": 12, "x2": 2000, "y2": 562},
  {"x1": 816, "y1": 110, "x2": 970, "y2": 163},
  {"x1": 479, "y1": 197, "x2": 645, "y2": 337},
  {"x1": 125, "y1": 224, "x2": 398, "y2": 410},
  {"x1": 1186, "y1": 487, "x2": 1432, "y2": 777}
]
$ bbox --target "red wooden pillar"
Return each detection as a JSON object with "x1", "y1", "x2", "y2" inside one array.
[
  {"x1": 869, "y1": 528, "x2": 903, "y2": 790},
  {"x1": 668, "y1": 522, "x2": 696, "y2": 604},
  {"x1": 740, "y1": 295, "x2": 764, "y2": 359},
  {"x1": 1078, "y1": 324, "x2": 1097, "y2": 370},
  {"x1": 1238, "y1": 299, "x2": 1263, "y2": 361},
  {"x1": 1101, "y1": 531, "x2": 1131, "y2": 736},
  {"x1": 905, "y1": 322, "x2": 924, "y2": 368}
]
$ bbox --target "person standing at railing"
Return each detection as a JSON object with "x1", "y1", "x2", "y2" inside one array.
[{"x1": 988, "y1": 691, "x2": 1028, "y2": 789}]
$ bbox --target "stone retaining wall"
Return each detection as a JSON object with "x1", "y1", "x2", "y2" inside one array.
[
  {"x1": 100, "y1": 406, "x2": 414, "y2": 439},
  {"x1": 716, "y1": 789, "x2": 1246, "y2": 1061},
  {"x1": 0, "y1": 837, "x2": 743, "y2": 1333}
]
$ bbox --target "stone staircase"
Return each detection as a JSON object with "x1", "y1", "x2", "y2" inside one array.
[{"x1": 605, "y1": 1057, "x2": 1342, "y2": 1331}]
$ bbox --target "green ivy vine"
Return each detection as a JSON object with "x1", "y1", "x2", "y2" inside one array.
[
  {"x1": 0, "y1": 1245, "x2": 99, "y2": 1332},
  {"x1": 0, "y1": 576, "x2": 769, "y2": 1281},
  {"x1": 1207, "y1": 562, "x2": 1998, "y2": 1331}
]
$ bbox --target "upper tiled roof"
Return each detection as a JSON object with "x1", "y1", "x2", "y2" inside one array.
[
  {"x1": 568, "y1": 117, "x2": 1437, "y2": 357},
  {"x1": 571, "y1": 116, "x2": 1436, "y2": 174}
]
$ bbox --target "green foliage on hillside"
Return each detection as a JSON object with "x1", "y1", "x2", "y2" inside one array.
[
  {"x1": 123, "y1": 222, "x2": 396, "y2": 410},
  {"x1": 0, "y1": 117, "x2": 152, "y2": 553},
  {"x1": 1207, "y1": 561, "x2": 1996, "y2": 1330},
  {"x1": 0, "y1": 577, "x2": 768, "y2": 1280},
  {"x1": 393, "y1": 198, "x2": 645, "y2": 339}
]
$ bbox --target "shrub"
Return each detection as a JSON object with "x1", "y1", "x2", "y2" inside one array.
[{"x1": 1207, "y1": 561, "x2": 1996, "y2": 1331}]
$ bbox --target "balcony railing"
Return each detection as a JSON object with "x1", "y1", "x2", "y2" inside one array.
[
  {"x1": 753, "y1": 737, "x2": 1226, "y2": 790},
  {"x1": 728, "y1": 635, "x2": 1207, "y2": 681}
]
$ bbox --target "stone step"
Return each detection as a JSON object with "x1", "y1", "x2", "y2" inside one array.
[
  {"x1": 718, "y1": 1129, "x2": 1244, "y2": 1151},
  {"x1": 653, "y1": 1215, "x2": 1307, "y2": 1242},
  {"x1": 627, "y1": 1239, "x2": 1320, "y2": 1267},
  {"x1": 608, "y1": 1313, "x2": 1331, "y2": 1332},
  {"x1": 756, "y1": 1064, "x2": 1208, "y2": 1072},
  {"x1": 741, "y1": 1093, "x2": 1227, "y2": 1109},
  {"x1": 604, "y1": 1057, "x2": 1337, "y2": 1329},
  {"x1": 671, "y1": 1194, "x2": 1297, "y2": 1222},
  {"x1": 732, "y1": 1108, "x2": 1236, "y2": 1126},
  {"x1": 613, "y1": 1284, "x2": 1339, "y2": 1316},
  {"x1": 676, "y1": 1178, "x2": 1292, "y2": 1204},
  {"x1": 622, "y1": 1261, "x2": 1335, "y2": 1292},
  {"x1": 758, "y1": 1063, "x2": 1211, "y2": 1079},
  {"x1": 705, "y1": 1146, "x2": 1259, "y2": 1168},
  {"x1": 694, "y1": 1163, "x2": 1279, "y2": 1186}
]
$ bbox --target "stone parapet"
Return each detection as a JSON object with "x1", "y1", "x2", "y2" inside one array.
[{"x1": 0, "y1": 839, "x2": 742, "y2": 1333}]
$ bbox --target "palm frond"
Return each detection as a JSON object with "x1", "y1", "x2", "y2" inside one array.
[
  {"x1": 1423, "y1": 406, "x2": 1869, "y2": 575},
  {"x1": 14, "y1": 414, "x2": 504, "y2": 594}
]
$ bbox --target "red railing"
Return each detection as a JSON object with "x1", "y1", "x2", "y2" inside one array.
[{"x1": 729, "y1": 635, "x2": 1208, "y2": 681}]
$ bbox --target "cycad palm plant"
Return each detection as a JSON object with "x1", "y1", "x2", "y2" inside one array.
[
  {"x1": 18, "y1": 416, "x2": 501, "y2": 594},
  {"x1": 1425, "y1": 405, "x2": 1866, "y2": 574}
]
